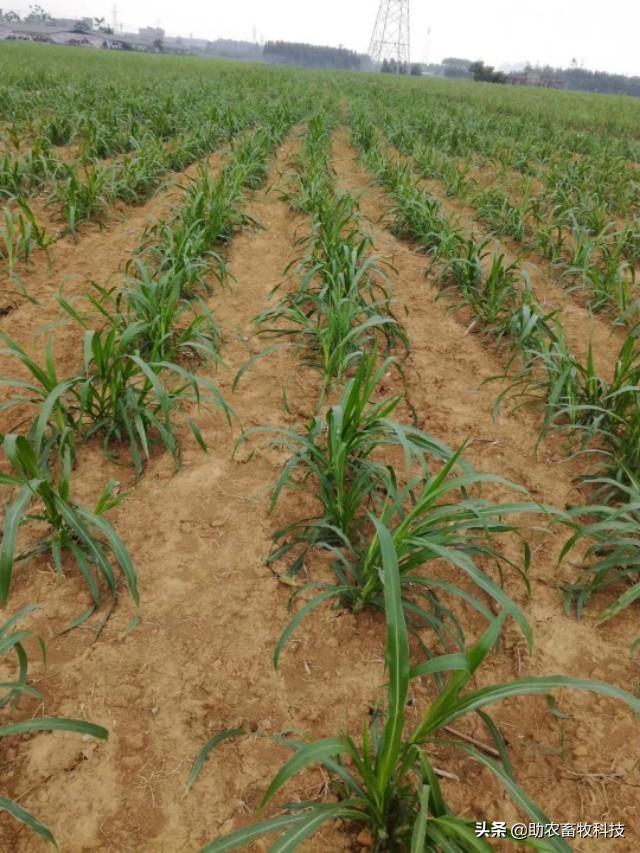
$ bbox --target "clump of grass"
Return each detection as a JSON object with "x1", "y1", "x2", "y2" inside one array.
[
  {"x1": 246, "y1": 353, "x2": 454, "y2": 551},
  {"x1": 65, "y1": 264, "x2": 221, "y2": 364},
  {"x1": 243, "y1": 352, "x2": 540, "y2": 660},
  {"x1": 562, "y1": 476, "x2": 640, "y2": 622},
  {"x1": 50, "y1": 161, "x2": 115, "y2": 234},
  {"x1": 1, "y1": 602, "x2": 108, "y2": 846},
  {"x1": 193, "y1": 530, "x2": 640, "y2": 852},
  {"x1": 495, "y1": 323, "x2": 640, "y2": 486},
  {"x1": 0, "y1": 434, "x2": 138, "y2": 627},
  {"x1": 0, "y1": 604, "x2": 44, "y2": 710},
  {"x1": 0, "y1": 200, "x2": 52, "y2": 273},
  {"x1": 0, "y1": 320, "x2": 231, "y2": 475}
]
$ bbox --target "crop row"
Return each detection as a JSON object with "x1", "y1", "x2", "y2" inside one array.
[
  {"x1": 0, "y1": 95, "x2": 308, "y2": 845},
  {"x1": 0, "y1": 78, "x2": 314, "y2": 277},
  {"x1": 183, "y1": 114, "x2": 640, "y2": 851},
  {"x1": 349, "y1": 109, "x2": 640, "y2": 623},
  {"x1": 353, "y1": 90, "x2": 639, "y2": 321}
]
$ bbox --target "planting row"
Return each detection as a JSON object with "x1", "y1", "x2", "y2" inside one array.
[
  {"x1": 0, "y1": 104, "x2": 308, "y2": 845},
  {"x1": 349, "y1": 109, "x2": 640, "y2": 623},
  {"x1": 353, "y1": 87, "x2": 639, "y2": 320},
  {"x1": 0, "y1": 73, "x2": 321, "y2": 278},
  {"x1": 185, "y1": 115, "x2": 640, "y2": 851}
]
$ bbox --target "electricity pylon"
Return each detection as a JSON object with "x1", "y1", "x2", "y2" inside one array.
[{"x1": 369, "y1": 0, "x2": 411, "y2": 65}]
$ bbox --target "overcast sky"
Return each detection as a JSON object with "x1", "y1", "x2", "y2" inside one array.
[{"x1": 11, "y1": 0, "x2": 640, "y2": 76}]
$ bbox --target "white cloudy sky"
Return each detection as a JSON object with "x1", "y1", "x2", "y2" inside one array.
[{"x1": 11, "y1": 0, "x2": 640, "y2": 76}]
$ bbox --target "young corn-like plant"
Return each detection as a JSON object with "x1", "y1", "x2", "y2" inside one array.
[
  {"x1": 246, "y1": 353, "x2": 542, "y2": 660},
  {"x1": 0, "y1": 434, "x2": 138, "y2": 627},
  {"x1": 66, "y1": 325, "x2": 227, "y2": 473},
  {"x1": 243, "y1": 353, "x2": 455, "y2": 560},
  {"x1": 561, "y1": 476, "x2": 640, "y2": 621},
  {"x1": 0, "y1": 320, "x2": 230, "y2": 475},
  {"x1": 0, "y1": 202, "x2": 52, "y2": 273},
  {"x1": 0, "y1": 605, "x2": 109, "y2": 846},
  {"x1": 63, "y1": 264, "x2": 221, "y2": 364},
  {"x1": 255, "y1": 237, "x2": 406, "y2": 382},
  {"x1": 496, "y1": 324, "x2": 640, "y2": 486},
  {"x1": 0, "y1": 604, "x2": 44, "y2": 710},
  {"x1": 51, "y1": 161, "x2": 115, "y2": 234},
  {"x1": 193, "y1": 527, "x2": 640, "y2": 852}
]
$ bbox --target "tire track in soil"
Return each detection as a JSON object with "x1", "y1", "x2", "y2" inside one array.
[
  {"x1": 331, "y1": 128, "x2": 640, "y2": 847},
  {"x1": 0, "y1": 130, "x2": 382, "y2": 853}
]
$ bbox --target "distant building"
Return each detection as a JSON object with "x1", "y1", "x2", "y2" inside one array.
[
  {"x1": 509, "y1": 69, "x2": 566, "y2": 89},
  {"x1": 138, "y1": 26, "x2": 164, "y2": 41}
]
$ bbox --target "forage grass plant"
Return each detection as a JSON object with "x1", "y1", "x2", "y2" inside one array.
[
  {"x1": 495, "y1": 323, "x2": 640, "y2": 486},
  {"x1": 473, "y1": 189, "x2": 528, "y2": 243},
  {"x1": 243, "y1": 352, "x2": 456, "y2": 561},
  {"x1": 63, "y1": 264, "x2": 221, "y2": 364},
  {"x1": 50, "y1": 161, "x2": 115, "y2": 234},
  {"x1": 0, "y1": 604, "x2": 44, "y2": 710},
  {"x1": 298, "y1": 444, "x2": 543, "y2": 659},
  {"x1": 112, "y1": 141, "x2": 167, "y2": 205},
  {"x1": 58, "y1": 325, "x2": 227, "y2": 473},
  {"x1": 0, "y1": 201, "x2": 52, "y2": 273},
  {"x1": 0, "y1": 434, "x2": 138, "y2": 626},
  {"x1": 282, "y1": 109, "x2": 336, "y2": 215},
  {"x1": 255, "y1": 232, "x2": 406, "y2": 383},
  {"x1": 245, "y1": 352, "x2": 544, "y2": 660},
  {"x1": 0, "y1": 317, "x2": 231, "y2": 475},
  {"x1": 443, "y1": 249, "x2": 551, "y2": 353},
  {"x1": 194, "y1": 527, "x2": 640, "y2": 852},
  {"x1": 0, "y1": 605, "x2": 109, "y2": 845},
  {"x1": 562, "y1": 476, "x2": 640, "y2": 621}
]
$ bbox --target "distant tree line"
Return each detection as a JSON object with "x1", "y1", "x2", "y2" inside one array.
[
  {"x1": 441, "y1": 57, "x2": 473, "y2": 79},
  {"x1": 263, "y1": 40, "x2": 361, "y2": 70},
  {"x1": 425, "y1": 57, "x2": 640, "y2": 97},
  {"x1": 470, "y1": 60, "x2": 506, "y2": 84},
  {"x1": 381, "y1": 58, "x2": 422, "y2": 76},
  {"x1": 525, "y1": 65, "x2": 640, "y2": 98}
]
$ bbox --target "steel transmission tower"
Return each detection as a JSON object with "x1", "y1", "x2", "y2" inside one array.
[{"x1": 369, "y1": 0, "x2": 411, "y2": 65}]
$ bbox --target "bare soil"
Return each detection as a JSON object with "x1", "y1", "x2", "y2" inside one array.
[{"x1": 0, "y1": 128, "x2": 638, "y2": 852}]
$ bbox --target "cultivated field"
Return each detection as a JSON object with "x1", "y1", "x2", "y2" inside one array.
[{"x1": 1, "y1": 43, "x2": 640, "y2": 852}]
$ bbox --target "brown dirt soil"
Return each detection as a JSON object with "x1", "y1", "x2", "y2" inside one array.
[{"x1": 0, "y1": 127, "x2": 638, "y2": 853}]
